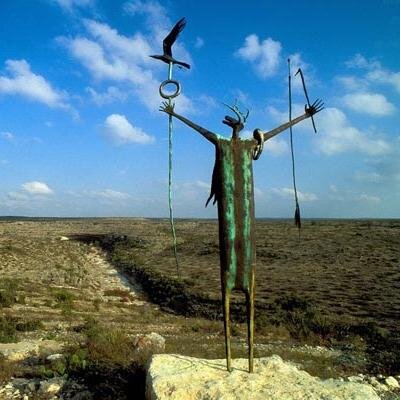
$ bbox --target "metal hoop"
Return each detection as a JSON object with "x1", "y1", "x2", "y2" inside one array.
[
  {"x1": 252, "y1": 130, "x2": 264, "y2": 160},
  {"x1": 159, "y1": 79, "x2": 181, "y2": 99}
]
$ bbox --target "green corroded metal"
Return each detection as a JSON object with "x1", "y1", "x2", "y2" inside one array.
[{"x1": 216, "y1": 138, "x2": 255, "y2": 293}]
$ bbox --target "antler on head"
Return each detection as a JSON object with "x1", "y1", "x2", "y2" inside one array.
[
  {"x1": 224, "y1": 100, "x2": 249, "y2": 124},
  {"x1": 222, "y1": 100, "x2": 250, "y2": 138}
]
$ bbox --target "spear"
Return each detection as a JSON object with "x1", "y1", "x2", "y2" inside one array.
[{"x1": 295, "y1": 68, "x2": 317, "y2": 133}]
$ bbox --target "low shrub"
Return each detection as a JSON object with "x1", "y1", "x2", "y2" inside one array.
[
  {"x1": 0, "y1": 279, "x2": 22, "y2": 308},
  {"x1": 0, "y1": 314, "x2": 17, "y2": 343},
  {"x1": 0, "y1": 315, "x2": 44, "y2": 343}
]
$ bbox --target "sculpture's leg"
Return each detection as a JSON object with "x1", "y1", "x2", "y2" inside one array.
[
  {"x1": 245, "y1": 276, "x2": 255, "y2": 373},
  {"x1": 245, "y1": 290, "x2": 254, "y2": 373},
  {"x1": 223, "y1": 289, "x2": 232, "y2": 372}
]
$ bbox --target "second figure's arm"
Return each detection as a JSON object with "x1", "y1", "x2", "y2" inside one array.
[
  {"x1": 254, "y1": 99, "x2": 324, "y2": 141},
  {"x1": 160, "y1": 101, "x2": 218, "y2": 144}
]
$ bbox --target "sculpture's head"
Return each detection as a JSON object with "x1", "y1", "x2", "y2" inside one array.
[{"x1": 222, "y1": 102, "x2": 249, "y2": 138}]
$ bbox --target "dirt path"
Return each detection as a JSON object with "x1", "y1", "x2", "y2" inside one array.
[{"x1": 84, "y1": 245, "x2": 146, "y2": 306}]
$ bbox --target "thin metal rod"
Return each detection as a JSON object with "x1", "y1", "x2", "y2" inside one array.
[
  {"x1": 167, "y1": 62, "x2": 180, "y2": 278},
  {"x1": 295, "y1": 68, "x2": 317, "y2": 133},
  {"x1": 288, "y1": 59, "x2": 301, "y2": 236}
]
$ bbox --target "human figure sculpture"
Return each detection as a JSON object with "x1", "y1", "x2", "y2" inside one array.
[{"x1": 160, "y1": 99, "x2": 324, "y2": 372}]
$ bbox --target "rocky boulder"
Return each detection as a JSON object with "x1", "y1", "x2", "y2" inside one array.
[
  {"x1": 146, "y1": 354, "x2": 380, "y2": 400},
  {"x1": 133, "y1": 332, "x2": 165, "y2": 353}
]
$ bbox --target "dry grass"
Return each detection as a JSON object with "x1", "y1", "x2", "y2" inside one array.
[{"x1": 1, "y1": 216, "x2": 399, "y2": 397}]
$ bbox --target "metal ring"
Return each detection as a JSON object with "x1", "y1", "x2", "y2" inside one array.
[
  {"x1": 252, "y1": 130, "x2": 264, "y2": 160},
  {"x1": 159, "y1": 79, "x2": 181, "y2": 99}
]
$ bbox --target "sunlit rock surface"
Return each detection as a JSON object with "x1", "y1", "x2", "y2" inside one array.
[{"x1": 146, "y1": 354, "x2": 380, "y2": 400}]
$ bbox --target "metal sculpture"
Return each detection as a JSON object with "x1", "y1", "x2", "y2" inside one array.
[{"x1": 152, "y1": 18, "x2": 324, "y2": 373}]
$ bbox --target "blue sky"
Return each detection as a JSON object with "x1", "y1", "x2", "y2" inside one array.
[{"x1": 0, "y1": 0, "x2": 399, "y2": 218}]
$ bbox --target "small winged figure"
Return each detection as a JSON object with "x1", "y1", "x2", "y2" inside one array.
[{"x1": 150, "y1": 17, "x2": 191, "y2": 69}]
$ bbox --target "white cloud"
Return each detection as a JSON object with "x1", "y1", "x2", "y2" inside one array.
[
  {"x1": 345, "y1": 54, "x2": 381, "y2": 70},
  {"x1": 336, "y1": 75, "x2": 367, "y2": 91},
  {"x1": 52, "y1": 0, "x2": 94, "y2": 11},
  {"x1": 235, "y1": 34, "x2": 282, "y2": 78},
  {"x1": 366, "y1": 68, "x2": 400, "y2": 93},
  {"x1": 83, "y1": 19, "x2": 153, "y2": 66},
  {"x1": 288, "y1": 53, "x2": 313, "y2": 91},
  {"x1": 342, "y1": 92, "x2": 395, "y2": 116},
  {"x1": 88, "y1": 189, "x2": 130, "y2": 200},
  {"x1": 123, "y1": 0, "x2": 167, "y2": 24},
  {"x1": 1, "y1": 131, "x2": 14, "y2": 141},
  {"x1": 267, "y1": 103, "x2": 306, "y2": 125},
  {"x1": 264, "y1": 137, "x2": 288, "y2": 156},
  {"x1": 22, "y1": 181, "x2": 54, "y2": 195},
  {"x1": 7, "y1": 191, "x2": 29, "y2": 201},
  {"x1": 269, "y1": 187, "x2": 318, "y2": 202},
  {"x1": 62, "y1": 17, "x2": 193, "y2": 112},
  {"x1": 359, "y1": 194, "x2": 381, "y2": 203},
  {"x1": 315, "y1": 107, "x2": 390, "y2": 156},
  {"x1": 362, "y1": 137, "x2": 400, "y2": 183},
  {"x1": 354, "y1": 171, "x2": 383, "y2": 183},
  {"x1": 86, "y1": 86, "x2": 128, "y2": 105},
  {"x1": 345, "y1": 53, "x2": 400, "y2": 93},
  {"x1": 0, "y1": 60, "x2": 69, "y2": 109},
  {"x1": 104, "y1": 114, "x2": 154, "y2": 145},
  {"x1": 194, "y1": 37, "x2": 204, "y2": 49}
]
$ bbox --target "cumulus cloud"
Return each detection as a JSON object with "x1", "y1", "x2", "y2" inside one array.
[
  {"x1": 104, "y1": 114, "x2": 154, "y2": 145},
  {"x1": 314, "y1": 107, "x2": 390, "y2": 156},
  {"x1": 269, "y1": 187, "x2": 318, "y2": 202},
  {"x1": 345, "y1": 53, "x2": 400, "y2": 93},
  {"x1": 267, "y1": 103, "x2": 306, "y2": 125},
  {"x1": 336, "y1": 75, "x2": 367, "y2": 91},
  {"x1": 235, "y1": 34, "x2": 282, "y2": 78},
  {"x1": 264, "y1": 137, "x2": 289, "y2": 156},
  {"x1": 0, "y1": 60, "x2": 71, "y2": 111},
  {"x1": 22, "y1": 181, "x2": 54, "y2": 195},
  {"x1": 342, "y1": 92, "x2": 395, "y2": 116},
  {"x1": 362, "y1": 137, "x2": 400, "y2": 183},
  {"x1": 61, "y1": 16, "x2": 192, "y2": 112},
  {"x1": 86, "y1": 86, "x2": 128, "y2": 105}
]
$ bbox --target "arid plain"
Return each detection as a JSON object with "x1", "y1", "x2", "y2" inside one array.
[{"x1": 1, "y1": 217, "x2": 400, "y2": 399}]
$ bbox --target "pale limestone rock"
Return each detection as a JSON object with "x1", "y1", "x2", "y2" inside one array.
[
  {"x1": 146, "y1": 355, "x2": 380, "y2": 400},
  {"x1": 0, "y1": 341, "x2": 39, "y2": 361},
  {"x1": 0, "y1": 340, "x2": 63, "y2": 362},
  {"x1": 385, "y1": 376, "x2": 399, "y2": 388},
  {"x1": 134, "y1": 332, "x2": 165, "y2": 353},
  {"x1": 39, "y1": 377, "x2": 65, "y2": 394},
  {"x1": 46, "y1": 353, "x2": 64, "y2": 362}
]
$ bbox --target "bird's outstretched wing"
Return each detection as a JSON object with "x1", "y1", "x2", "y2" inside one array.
[{"x1": 163, "y1": 17, "x2": 186, "y2": 57}]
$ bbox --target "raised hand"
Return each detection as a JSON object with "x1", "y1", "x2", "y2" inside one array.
[
  {"x1": 305, "y1": 99, "x2": 324, "y2": 116},
  {"x1": 159, "y1": 101, "x2": 175, "y2": 115}
]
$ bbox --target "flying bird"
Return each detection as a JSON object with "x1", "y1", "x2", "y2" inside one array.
[{"x1": 150, "y1": 17, "x2": 191, "y2": 69}]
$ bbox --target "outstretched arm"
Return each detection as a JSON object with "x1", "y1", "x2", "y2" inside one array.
[
  {"x1": 254, "y1": 99, "x2": 324, "y2": 141},
  {"x1": 159, "y1": 101, "x2": 218, "y2": 144}
]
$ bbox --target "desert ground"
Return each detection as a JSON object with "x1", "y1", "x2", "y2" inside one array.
[{"x1": 1, "y1": 217, "x2": 400, "y2": 399}]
